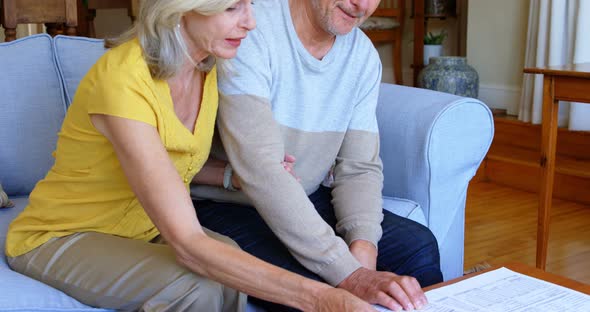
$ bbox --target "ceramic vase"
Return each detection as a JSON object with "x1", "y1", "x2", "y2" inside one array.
[{"x1": 418, "y1": 56, "x2": 479, "y2": 98}]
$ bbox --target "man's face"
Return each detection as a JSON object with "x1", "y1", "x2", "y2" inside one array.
[{"x1": 310, "y1": 0, "x2": 380, "y2": 36}]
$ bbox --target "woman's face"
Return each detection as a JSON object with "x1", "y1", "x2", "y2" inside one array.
[{"x1": 183, "y1": 0, "x2": 256, "y2": 60}]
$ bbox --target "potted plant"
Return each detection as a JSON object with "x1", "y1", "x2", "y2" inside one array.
[{"x1": 423, "y1": 30, "x2": 447, "y2": 65}]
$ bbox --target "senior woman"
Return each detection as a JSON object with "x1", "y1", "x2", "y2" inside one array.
[{"x1": 4, "y1": 1, "x2": 376, "y2": 311}]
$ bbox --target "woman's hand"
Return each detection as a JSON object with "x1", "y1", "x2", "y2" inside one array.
[
  {"x1": 315, "y1": 288, "x2": 376, "y2": 312},
  {"x1": 195, "y1": 154, "x2": 298, "y2": 190},
  {"x1": 235, "y1": 153, "x2": 298, "y2": 184},
  {"x1": 281, "y1": 154, "x2": 299, "y2": 181},
  {"x1": 232, "y1": 153, "x2": 298, "y2": 189}
]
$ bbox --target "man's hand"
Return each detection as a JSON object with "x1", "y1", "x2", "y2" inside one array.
[
  {"x1": 338, "y1": 268, "x2": 427, "y2": 311},
  {"x1": 350, "y1": 240, "x2": 377, "y2": 270}
]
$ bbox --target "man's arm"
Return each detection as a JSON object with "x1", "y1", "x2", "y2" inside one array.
[
  {"x1": 331, "y1": 46, "x2": 430, "y2": 311},
  {"x1": 217, "y1": 92, "x2": 362, "y2": 286},
  {"x1": 332, "y1": 129, "x2": 384, "y2": 268},
  {"x1": 213, "y1": 19, "x2": 365, "y2": 285},
  {"x1": 332, "y1": 130, "x2": 384, "y2": 248},
  {"x1": 217, "y1": 25, "x2": 426, "y2": 310},
  {"x1": 331, "y1": 47, "x2": 384, "y2": 268}
]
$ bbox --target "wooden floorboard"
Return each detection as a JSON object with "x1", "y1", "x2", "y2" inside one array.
[{"x1": 465, "y1": 181, "x2": 590, "y2": 284}]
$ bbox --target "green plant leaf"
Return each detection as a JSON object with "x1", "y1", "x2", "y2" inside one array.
[{"x1": 423, "y1": 30, "x2": 447, "y2": 45}]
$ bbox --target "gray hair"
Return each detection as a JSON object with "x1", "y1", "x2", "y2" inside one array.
[{"x1": 105, "y1": 0, "x2": 239, "y2": 79}]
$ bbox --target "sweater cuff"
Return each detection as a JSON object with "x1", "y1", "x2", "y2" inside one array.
[
  {"x1": 317, "y1": 250, "x2": 363, "y2": 286},
  {"x1": 344, "y1": 225, "x2": 382, "y2": 250}
]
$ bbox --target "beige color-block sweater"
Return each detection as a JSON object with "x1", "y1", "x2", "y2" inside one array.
[{"x1": 192, "y1": 0, "x2": 384, "y2": 286}]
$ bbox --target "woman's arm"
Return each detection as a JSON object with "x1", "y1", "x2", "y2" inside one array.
[
  {"x1": 192, "y1": 155, "x2": 297, "y2": 189},
  {"x1": 90, "y1": 114, "x2": 372, "y2": 311},
  {"x1": 191, "y1": 157, "x2": 241, "y2": 188}
]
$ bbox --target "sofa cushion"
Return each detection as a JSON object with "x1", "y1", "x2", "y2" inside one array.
[
  {"x1": 0, "y1": 198, "x2": 262, "y2": 312},
  {"x1": 383, "y1": 196, "x2": 427, "y2": 226},
  {"x1": 0, "y1": 34, "x2": 67, "y2": 196},
  {"x1": 54, "y1": 36, "x2": 107, "y2": 106},
  {"x1": 1, "y1": 197, "x2": 113, "y2": 311}
]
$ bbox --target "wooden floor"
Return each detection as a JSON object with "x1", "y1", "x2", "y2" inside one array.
[{"x1": 464, "y1": 181, "x2": 590, "y2": 284}]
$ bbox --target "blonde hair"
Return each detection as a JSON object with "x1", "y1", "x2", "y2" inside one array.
[{"x1": 105, "y1": 0, "x2": 239, "y2": 79}]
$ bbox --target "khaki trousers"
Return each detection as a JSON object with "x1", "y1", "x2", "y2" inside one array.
[{"x1": 8, "y1": 230, "x2": 246, "y2": 312}]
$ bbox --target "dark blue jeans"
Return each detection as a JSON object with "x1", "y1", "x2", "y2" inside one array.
[{"x1": 194, "y1": 186, "x2": 443, "y2": 311}]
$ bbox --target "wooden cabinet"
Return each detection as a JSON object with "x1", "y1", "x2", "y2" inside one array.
[
  {"x1": 362, "y1": 0, "x2": 405, "y2": 84},
  {"x1": 411, "y1": 0, "x2": 467, "y2": 86},
  {"x1": 1, "y1": 0, "x2": 77, "y2": 41}
]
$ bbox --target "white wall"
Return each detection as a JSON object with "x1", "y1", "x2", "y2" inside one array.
[{"x1": 467, "y1": 0, "x2": 529, "y2": 114}]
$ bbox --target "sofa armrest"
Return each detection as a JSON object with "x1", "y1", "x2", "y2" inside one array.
[{"x1": 376, "y1": 83, "x2": 494, "y2": 280}]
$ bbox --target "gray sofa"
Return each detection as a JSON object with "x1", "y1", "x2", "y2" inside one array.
[{"x1": 0, "y1": 34, "x2": 494, "y2": 311}]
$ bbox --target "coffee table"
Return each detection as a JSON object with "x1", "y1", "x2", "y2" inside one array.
[{"x1": 425, "y1": 262, "x2": 590, "y2": 294}]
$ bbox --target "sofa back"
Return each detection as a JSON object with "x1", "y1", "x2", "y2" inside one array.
[
  {"x1": 0, "y1": 35, "x2": 66, "y2": 196},
  {"x1": 0, "y1": 35, "x2": 106, "y2": 196},
  {"x1": 54, "y1": 36, "x2": 107, "y2": 106}
]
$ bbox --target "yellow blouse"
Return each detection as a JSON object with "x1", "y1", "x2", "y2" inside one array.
[{"x1": 6, "y1": 39, "x2": 218, "y2": 257}]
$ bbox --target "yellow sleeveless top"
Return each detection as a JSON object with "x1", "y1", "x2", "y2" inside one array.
[{"x1": 6, "y1": 39, "x2": 218, "y2": 257}]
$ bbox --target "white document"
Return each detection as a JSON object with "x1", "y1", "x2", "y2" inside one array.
[{"x1": 373, "y1": 267, "x2": 590, "y2": 312}]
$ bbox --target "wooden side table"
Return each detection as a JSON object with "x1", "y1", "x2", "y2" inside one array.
[
  {"x1": 411, "y1": 0, "x2": 467, "y2": 87},
  {"x1": 523, "y1": 63, "x2": 590, "y2": 270}
]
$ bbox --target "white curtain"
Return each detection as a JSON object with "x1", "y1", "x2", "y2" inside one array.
[{"x1": 519, "y1": 0, "x2": 590, "y2": 131}]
